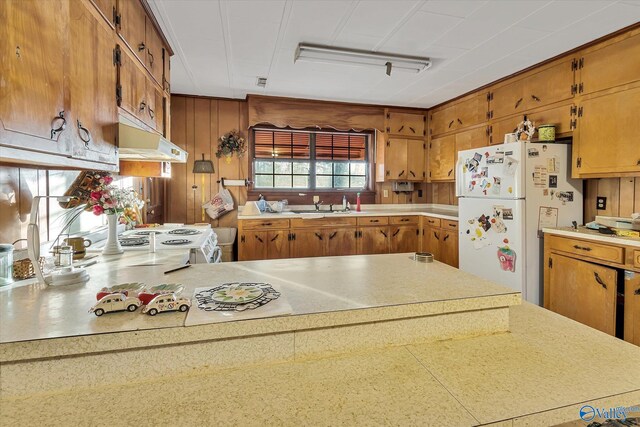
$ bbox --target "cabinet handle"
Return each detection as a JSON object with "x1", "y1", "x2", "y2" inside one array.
[
  {"x1": 635, "y1": 288, "x2": 640, "y2": 295},
  {"x1": 392, "y1": 229, "x2": 400, "y2": 237},
  {"x1": 457, "y1": 118, "x2": 462, "y2": 125},
  {"x1": 400, "y1": 218, "x2": 409, "y2": 222},
  {"x1": 593, "y1": 272, "x2": 607, "y2": 289},
  {"x1": 359, "y1": 231, "x2": 363, "y2": 238},
  {"x1": 139, "y1": 101, "x2": 146, "y2": 112},
  {"x1": 434, "y1": 231, "x2": 439, "y2": 240},
  {"x1": 572, "y1": 244, "x2": 592, "y2": 252},
  {"x1": 50, "y1": 111, "x2": 66, "y2": 139},
  {"x1": 255, "y1": 235, "x2": 264, "y2": 243},
  {"x1": 380, "y1": 230, "x2": 387, "y2": 238},
  {"x1": 386, "y1": 170, "x2": 390, "y2": 176},
  {"x1": 515, "y1": 98, "x2": 523, "y2": 109},
  {"x1": 531, "y1": 94, "x2": 540, "y2": 102},
  {"x1": 409, "y1": 170, "x2": 416, "y2": 177},
  {"x1": 409, "y1": 126, "x2": 415, "y2": 134},
  {"x1": 314, "y1": 232, "x2": 323, "y2": 241},
  {"x1": 398, "y1": 170, "x2": 405, "y2": 177},
  {"x1": 448, "y1": 120, "x2": 454, "y2": 128},
  {"x1": 329, "y1": 232, "x2": 337, "y2": 240},
  {"x1": 77, "y1": 120, "x2": 91, "y2": 146},
  {"x1": 370, "y1": 219, "x2": 379, "y2": 223},
  {"x1": 447, "y1": 169, "x2": 453, "y2": 176},
  {"x1": 138, "y1": 42, "x2": 146, "y2": 52},
  {"x1": 148, "y1": 106, "x2": 155, "y2": 119},
  {"x1": 148, "y1": 49, "x2": 154, "y2": 67},
  {"x1": 270, "y1": 234, "x2": 279, "y2": 242},
  {"x1": 443, "y1": 234, "x2": 449, "y2": 242},
  {"x1": 240, "y1": 236, "x2": 245, "y2": 243},
  {"x1": 398, "y1": 125, "x2": 404, "y2": 132},
  {"x1": 262, "y1": 222, "x2": 272, "y2": 226},
  {"x1": 637, "y1": 160, "x2": 640, "y2": 166}
]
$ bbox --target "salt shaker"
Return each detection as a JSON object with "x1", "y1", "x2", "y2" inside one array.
[{"x1": 149, "y1": 232, "x2": 157, "y2": 253}]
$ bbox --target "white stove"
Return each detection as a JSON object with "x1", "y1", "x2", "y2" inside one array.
[{"x1": 92, "y1": 225, "x2": 221, "y2": 264}]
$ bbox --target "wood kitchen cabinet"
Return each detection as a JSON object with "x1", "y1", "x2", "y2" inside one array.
[
  {"x1": 384, "y1": 138, "x2": 426, "y2": 181},
  {"x1": 145, "y1": 20, "x2": 164, "y2": 86},
  {"x1": 429, "y1": 135, "x2": 455, "y2": 181},
  {"x1": 116, "y1": 0, "x2": 146, "y2": 64},
  {"x1": 572, "y1": 85, "x2": 640, "y2": 177},
  {"x1": 290, "y1": 229, "x2": 326, "y2": 258},
  {"x1": 327, "y1": 229, "x2": 358, "y2": 257},
  {"x1": 91, "y1": 0, "x2": 117, "y2": 28},
  {"x1": 430, "y1": 93, "x2": 487, "y2": 137},
  {"x1": 455, "y1": 126, "x2": 489, "y2": 152},
  {"x1": 389, "y1": 216, "x2": 420, "y2": 253},
  {"x1": 0, "y1": 0, "x2": 71, "y2": 159},
  {"x1": 625, "y1": 271, "x2": 640, "y2": 346},
  {"x1": 387, "y1": 111, "x2": 425, "y2": 137},
  {"x1": 488, "y1": 102, "x2": 575, "y2": 145},
  {"x1": 118, "y1": 47, "x2": 148, "y2": 122},
  {"x1": 358, "y1": 226, "x2": 390, "y2": 255},
  {"x1": 421, "y1": 217, "x2": 459, "y2": 268},
  {"x1": 240, "y1": 230, "x2": 290, "y2": 260},
  {"x1": 69, "y1": 1, "x2": 118, "y2": 166}
]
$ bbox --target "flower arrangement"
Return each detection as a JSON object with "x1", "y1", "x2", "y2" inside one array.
[
  {"x1": 85, "y1": 173, "x2": 144, "y2": 227},
  {"x1": 216, "y1": 130, "x2": 246, "y2": 163},
  {"x1": 516, "y1": 116, "x2": 536, "y2": 142}
]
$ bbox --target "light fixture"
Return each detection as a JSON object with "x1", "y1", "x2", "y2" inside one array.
[
  {"x1": 192, "y1": 153, "x2": 215, "y2": 222},
  {"x1": 294, "y1": 43, "x2": 431, "y2": 76}
]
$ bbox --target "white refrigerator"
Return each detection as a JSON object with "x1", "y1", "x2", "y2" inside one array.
[{"x1": 456, "y1": 142, "x2": 583, "y2": 305}]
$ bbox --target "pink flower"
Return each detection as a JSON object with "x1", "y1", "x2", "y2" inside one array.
[
  {"x1": 103, "y1": 176, "x2": 113, "y2": 185},
  {"x1": 92, "y1": 205, "x2": 104, "y2": 216},
  {"x1": 90, "y1": 191, "x2": 101, "y2": 201}
]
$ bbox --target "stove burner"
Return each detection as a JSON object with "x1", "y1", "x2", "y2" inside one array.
[
  {"x1": 168, "y1": 229, "x2": 202, "y2": 236},
  {"x1": 162, "y1": 239, "x2": 192, "y2": 246},
  {"x1": 119, "y1": 238, "x2": 149, "y2": 247},
  {"x1": 132, "y1": 230, "x2": 163, "y2": 236}
]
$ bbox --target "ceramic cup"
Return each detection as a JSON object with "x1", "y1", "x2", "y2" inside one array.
[{"x1": 64, "y1": 237, "x2": 92, "y2": 260}]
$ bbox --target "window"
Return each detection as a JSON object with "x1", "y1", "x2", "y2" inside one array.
[{"x1": 252, "y1": 129, "x2": 369, "y2": 191}]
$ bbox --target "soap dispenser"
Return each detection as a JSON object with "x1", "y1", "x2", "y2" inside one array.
[{"x1": 342, "y1": 195, "x2": 347, "y2": 211}]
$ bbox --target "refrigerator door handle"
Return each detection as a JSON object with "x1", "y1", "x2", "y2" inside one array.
[{"x1": 455, "y1": 157, "x2": 464, "y2": 197}]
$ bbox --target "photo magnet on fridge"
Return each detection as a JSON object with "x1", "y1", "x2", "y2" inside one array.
[
  {"x1": 527, "y1": 148, "x2": 539, "y2": 158},
  {"x1": 497, "y1": 246, "x2": 516, "y2": 272},
  {"x1": 549, "y1": 175, "x2": 558, "y2": 188},
  {"x1": 502, "y1": 208, "x2": 514, "y2": 220}
]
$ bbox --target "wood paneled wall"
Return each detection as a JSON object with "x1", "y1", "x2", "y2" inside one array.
[
  {"x1": 167, "y1": 96, "x2": 248, "y2": 228},
  {"x1": 584, "y1": 177, "x2": 640, "y2": 222}
]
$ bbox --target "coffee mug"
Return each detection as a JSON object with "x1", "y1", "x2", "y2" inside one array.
[{"x1": 64, "y1": 238, "x2": 91, "y2": 259}]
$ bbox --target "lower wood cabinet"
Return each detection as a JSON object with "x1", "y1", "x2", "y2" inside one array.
[
  {"x1": 358, "y1": 226, "x2": 389, "y2": 255},
  {"x1": 625, "y1": 272, "x2": 640, "y2": 346},
  {"x1": 421, "y1": 217, "x2": 459, "y2": 268},
  {"x1": 390, "y1": 226, "x2": 420, "y2": 253}
]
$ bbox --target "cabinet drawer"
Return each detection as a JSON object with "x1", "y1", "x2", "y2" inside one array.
[
  {"x1": 422, "y1": 217, "x2": 441, "y2": 228},
  {"x1": 634, "y1": 250, "x2": 640, "y2": 269},
  {"x1": 290, "y1": 217, "x2": 357, "y2": 228},
  {"x1": 442, "y1": 220, "x2": 458, "y2": 231},
  {"x1": 547, "y1": 235, "x2": 624, "y2": 264},
  {"x1": 389, "y1": 216, "x2": 419, "y2": 225},
  {"x1": 357, "y1": 216, "x2": 389, "y2": 226},
  {"x1": 241, "y1": 219, "x2": 290, "y2": 230}
]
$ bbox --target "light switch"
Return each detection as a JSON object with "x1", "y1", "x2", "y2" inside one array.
[
  {"x1": 383, "y1": 189, "x2": 389, "y2": 198},
  {"x1": 313, "y1": 195, "x2": 320, "y2": 203}
]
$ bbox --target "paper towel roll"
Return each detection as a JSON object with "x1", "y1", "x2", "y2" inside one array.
[{"x1": 221, "y1": 179, "x2": 246, "y2": 187}]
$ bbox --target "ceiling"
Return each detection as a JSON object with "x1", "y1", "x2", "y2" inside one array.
[{"x1": 148, "y1": 0, "x2": 640, "y2": 108}]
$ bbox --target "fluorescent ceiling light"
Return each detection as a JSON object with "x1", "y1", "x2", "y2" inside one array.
[{"x1": 294, "y1": 43, "x2": 431, "y2": 76}]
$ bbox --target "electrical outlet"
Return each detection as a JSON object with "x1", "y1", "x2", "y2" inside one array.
[
  {"x1": 596, "y1": 196, "x2": 607, "y2": 210},
  {"x1": 383, "y1": 189, "x2": 389, "y2": 198}
]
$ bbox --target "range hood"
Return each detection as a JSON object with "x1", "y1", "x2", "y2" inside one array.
[{"x1": 118, "y1": 123, "x2": 188, "y2": 163}]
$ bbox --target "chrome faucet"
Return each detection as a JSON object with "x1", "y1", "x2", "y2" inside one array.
[{"x1": 314, "y1": 200, "x2": 323, "y2": 211}]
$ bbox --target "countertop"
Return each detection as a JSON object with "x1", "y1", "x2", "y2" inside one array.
[
  {"x1": 0, "y1": 253, "x2": 516, "y2": 346},
  {"x1": 238, "y1": 203, "x2": 459, "y2": 221},
  {"x1": 543, "y1": 226, "x2": 640, "y2": 248},
  {"x1": 2, "y1": 302, "x2": 639, "y2": 426}
]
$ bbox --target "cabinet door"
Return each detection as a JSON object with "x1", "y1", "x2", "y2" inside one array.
[
  {"x1": 455, "y1": 93, "x2": 487, "y2": 130},
  {"x1": 523, "y1": 59, "x2": 574, "y2": 111},
  {"x1": 429, "y1": 135, "x2": 455, "y2": 181},
  {"x1": 266, "y1": 230, "x2": 289, "y2": 259},
  {"x1": 163, "y1": 48, "x2": 171, "y2": 93},
  {"x1": 69, "y1": 2, "x2": 118, "y2": 166},
  {"x1": 574, "y1": 87, "x2": 640, "y2": 176},
  {"x1": 390, "y1": 226, "x2": 420, "y2": 253},
  {"x1": 624, "y1": 272, "x2": 640, "y2": 346},
  {"x1": 386, "y1": 138, "x2": 408, "y2": 180},
  {"x1": 91, "y1": 0, "x2": 116, "y2": 28},
  {"x1": 440, "y1": 230, "x2": 458, "y2": 268},
  {"x1": 430, "y1": 104, "x2": 456, "y2": 137},
  {"x1": 359, "y1": 227, "x2": 389, "y2": 255},
  {"x1": 527, "y1": 103, "x2": 574, "y2": 138},
  {"x1": 117, "y1": 0, "x2": 146, "y2": 63},
  {"x1": 145, "y1": 16, "x2": 164, "y2": 85},
  {"x1": 142, "y1": 79, "x2": 161, "y2": 130},
  {"x1": 239, "y1": 232, "x2": 267, "y2": 261},
  {"x1": 548, "y1": 254, "x2": 616, "y2": 335},
  {"x1": 455, "y1": 126, "x2": 488, "y2": 152},
  {"x1": 327, "y1": 229, "x2": 357, "y2": 256},
  {"x1": 0, "y1": 0, "x2": 70, "y2": 156},
  {"x1": 490, "y1": 79, "x2": 526, "y2": 120},
  {"x1": 422, "y1": 225, "x2": 441, "y2": 259},
  {"x1": 579, "y1": 32, "x2": 640, "y2": 95},
  {"x1": 406, "y1": 139, "x2": 425, "y2": 181},
  {"x1": 118, "y1": 47, "x2": 147, "y2": 121},
  {"x1": 291, "y1": 230, "x2": 325, "y2": 258},
  {"x1": 489, "y1": 116, "x2": 519, "y2": 145},
  {"x1": 388, "y1": 112, "x2": 425, "y2": 137}
]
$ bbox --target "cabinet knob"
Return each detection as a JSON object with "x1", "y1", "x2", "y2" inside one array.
[
  {"x1": 139, "y1": 101, "x2": 146, "y2": 112},
  {"x1": 50, "y1": 111, "x2": 66, "y2": 139},
  {"x1": 514, "y1": 98, "x2": 523, "y2": 109},
  {"x1": 77, "y1": 120, "x2": 91, "y2": 146},
  {"x1": 138, "y1": 42, "x2": 146, "y2": 52}
]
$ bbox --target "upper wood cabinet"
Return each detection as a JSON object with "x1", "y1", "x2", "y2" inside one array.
[
  {"x1": 573, "y1": 86, "x2": 640, "y2": 177},
  {"x1": 387, "y1": 111, "x2": 425, "y2": 137},
  {"x1": 145, "y1": 21, "x2": 164, "y2": 86},
  {"x1": 117, "y1": 0, "x2": 146, "y2": 63},
  {"x1": 69, "y1": 2, "x2": 118, "y2": 166},
  {"x1": 0, "y1": 0, "x2": 71, "y2": 159},
  {"x1": 490, "y1": 59, "x2": 574, "y2": 121},
  {"x1": 91, "y1": 0, "x2": 117, "y2": 28},
  {"x1": 455, "y1": 126, "x2": 489, "y2": 152},
  {"x1": 429, "y1": 134, "x2": 455, "y2": 181},
  {"x1": 383, "y1": 138, "x2": 425, "y2": 181},
  {"x1": 430, "y1": 93, "x2": 487, "y2": 137},
  {"x1": 118, "y1": 47, "x2": 147, "y2": 121},
  {"x1": 578, "y1": 31, "x2": 640, "y2": 96},
  {"x1": 489, "y1": 102, "x2": 575, "y2": 145}
]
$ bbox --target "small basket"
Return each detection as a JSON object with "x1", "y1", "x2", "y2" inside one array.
[{"x1": 12, "y1": 257, "x2": 45, "y2": 280}]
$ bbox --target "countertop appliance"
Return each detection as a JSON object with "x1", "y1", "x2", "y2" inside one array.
[
  {"x1": 456, "y1": 141, "x2": 583, "y2": 305},
  {"x1": 91, "y1": 225, "x2": 221, "y2": 264}
]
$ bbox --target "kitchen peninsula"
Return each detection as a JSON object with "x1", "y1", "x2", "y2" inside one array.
[{"x1": 2, "y1": 253, "x2": 640, "y2": 426}]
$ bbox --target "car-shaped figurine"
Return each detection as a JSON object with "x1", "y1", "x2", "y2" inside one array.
[
  {"x1": 89, "y1": 292, "x2": 142, "y2": 316},
  {"x1": 141, "y1": 293, "x2": 191, "y2": 316}
]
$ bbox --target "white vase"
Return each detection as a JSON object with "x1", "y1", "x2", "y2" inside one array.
[{"x1": 102, "y1": 213, "x2": 123, "y2": 255}]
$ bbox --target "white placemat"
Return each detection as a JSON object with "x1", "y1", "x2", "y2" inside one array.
[{"x1": 185, "y1": 282, "x2": 292, "y2": 326}]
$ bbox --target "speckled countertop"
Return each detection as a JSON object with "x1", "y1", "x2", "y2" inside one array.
[
  {"x1": 2, "y1": 302, "x2": 639, "y2": 426},
  {"x1": 238, "y1": 203, "x2": 459, "y2": 221},
  {"x1": 543, "y1": 226, "x2": 640, "y2": 248}
]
